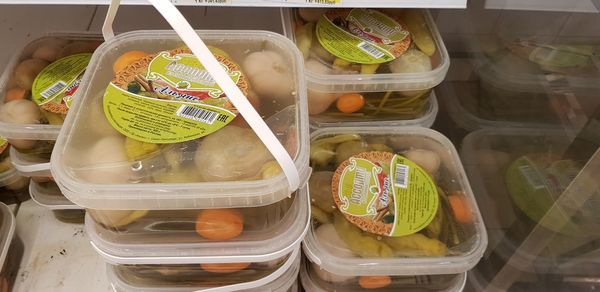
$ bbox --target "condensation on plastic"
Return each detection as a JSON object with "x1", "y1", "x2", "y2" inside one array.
[
  {"x1": 305, "y1": 126, "x2": 487, "y2": 276},
  {"x1": 460, "y1": 128, "x2": 599, "y2": 275},
  {"x1": 0, "y1": 33, "x2": 103, "y2": 140},
  {"x1": 300, "y1": 257, "x2": 467, "y2": 292},
  {"x1": 29, "y1": 180, "x2": 80, "y2": 210},
  {"x1": 86, "y1": 186, "x2": 310, "y2": 265},
  {"x1": 106, "y1": 245, "x2": 301, "y2": 292},
  {"x1": 50, "y1": 29, "x2": 310, "y2": 210},
  {"x1": 280, "y1": 8, "x2": 450, "y2": 94}
]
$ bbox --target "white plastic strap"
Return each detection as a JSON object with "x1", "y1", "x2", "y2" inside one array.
[{"x1": 101, "y1": 0, "x2": 300, "y2": 191}]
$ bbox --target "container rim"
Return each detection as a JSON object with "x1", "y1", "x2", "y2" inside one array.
[
  {"x1": 0, "y1": 202, "x2": 15, "y2": 267},
  {"x1": 29, "y1": 180, "x2": 81, "y2": 210}
]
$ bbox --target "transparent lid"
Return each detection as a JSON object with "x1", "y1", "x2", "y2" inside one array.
[
  {"x1": 87, "y1": 186, "x2": 309, "y2": 265},
  {"x1": 0, "y1": 153, "x2": 29, "y2": 193},
  {"x1": 107, "y1": 246, "x2": 300, "y2": 292},
  {"x1": 308, "y1": 91, "x2": 438, "y2": 130},
  {"x1": 0, "y1": 203, "x2": 15, "y2": 268},
  {"x1": 0, "y1": 33, "x2": 102, "y2": 140},
  {"x1": 29, "y1": 180, "x2": 80, "y2": 210},
  {"x1": 9, "y1": 147, "x2": 51, "y2": 178},
  {"x1": 281, "y1": 9, "x2": 449, "y2": 94},
  {"x1": 460, "y1": 128, "x2": 600, "y2": 273},
  {"x1": 305, "y1": 126, "x2": 487, "y2": 276},
  {"x1": 440, "y1": 78, "x2": 597, "y2": 132},
  {"x1": 51, "y1": 30, "x2": 310, "y2": 210},
  {"x1": 468, "y1": 34, "x2": 600, "y2": 94},
  {"x1": 300, "y1": 256, "x2": 467, "y2": 292}
]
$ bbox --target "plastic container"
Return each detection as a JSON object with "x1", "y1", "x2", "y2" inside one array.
[
  {"x1": 460, "y1": 128, "x2": 600, "y2": 275},
  {"x1": 29, "y1": 180, "x2": 85, "y2": 223},
  {"x1": 281, "y1": 8, "x2": 449, "y2": 127},
  {"x1": 301, "y1": 256, "x2": 467, "y2": 292},
  {"x1": 310, "y1": 91, "x2": 439, "y2": 129},
  {"x1": 9, "y1": 146, "x2": 51, "y2": 178},
  {"x1": 306, "y1": 126, "x2": 487, "y2": 276},
  {"x1": 86, "y1": 186, "x2": 309, "y2": 265},
  {"x1": 0, "y1": 33, "x2": 102, "y2": 151},
  {"x1": 468, "y1": 34, "x2": 600, "y2": 95},
  {"x1": 0, "y1": 202, "x2": 23, "y2": 292},
  {"x1": 107, "y1": 245, "x2": 300, "y2": 292},
  {"x1": 51, "y1": 30, "x2": 310, "y2": 210},
  {"x1": 440, "y1": 79, "x2": 594, "y2": 132},
  {"x1": 0, "y1": 142, "x2": 30, "y2": 203}
]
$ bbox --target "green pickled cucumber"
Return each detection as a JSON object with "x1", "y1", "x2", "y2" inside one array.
[{"x1": 312, "y1": 205, "x2": 331, "y2": 224}]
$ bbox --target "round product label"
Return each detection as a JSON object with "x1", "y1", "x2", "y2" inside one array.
[
  {"x1": 31, "y1": 53, "x2": 92, "y2": 114},
  {"x1": 103, "y1": 48, "x2": 247, "y2": 144},
  {"x1": 332, "y1": 151, "x2": 438, "y2": 237},
  {"x1": 316, "y1": 9, "x2": 411, "y2": 64}
]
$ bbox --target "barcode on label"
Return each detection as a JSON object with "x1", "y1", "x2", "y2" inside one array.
[
  {"x1": 518, "y1": 165, "x2": 546, "y2": 190},
  {"x1": 41, "y1": 81, "x2": 67, "y2": 99},
  {"x1": 176, "y1": 105, "x2": 219, "y2": 125},
  {"x1": 394, "y1": 164, "x2": 409, "y2": 189},
  {"x1": 358, "y1": 42, "x2": 385, "y2": 59},
  {"x1": 306, "y1": 0, "x2": 340, "y2": 4}
]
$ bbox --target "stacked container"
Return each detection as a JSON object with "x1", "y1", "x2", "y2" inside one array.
[
  {"x1": 304, "y1": 126, "x2": 487, "y2": 291},
  {"x1": 281, "y1": 8, "x2": 448, "y2": 129},
  {"x1": 51, "y1": 30, "x2": 311, "y2": 291},
  {"x1": 0, "y1": 138, "x2": 29, "y2": 204},
  {"x1": 443, "y1": 34, "x2": 600, "y2": 131},
  {"x1": 460, "y1": 128, "x2": 600, "y2": 289},
  {"x1": 0, "y1": 202, "x2": 23, "y2": 292},
  {"x1": 0, "y1": 33, "x2": 103, "y2": 215}
]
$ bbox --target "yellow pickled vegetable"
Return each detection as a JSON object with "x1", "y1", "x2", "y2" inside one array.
[
  {"x1": 41, "y1": 110, "x2": 65, "y2": 125},
  {"x1": 312, "y1": 205, "x2": 331, "y2": 224},
  {"x1": 260, "y1": 160, "x2": 282, "y2": 179},
  {"x1": 384, "y1": 233, "x2": 448, "y2": 257},
  {"x1": 423, "y1": 203, "x2": 444, "y2": 239},
  {"x1": 402, "y1": 10, "x2": 436, "y2": 56},
  {"x1": 333, "y1": 58, "x2": 352, "y2": 71},
  {"x1": 124, "y1": 137, "x2": 160, "y2": 160},
  {"x1": 296, "y1": 23, "x2": 314, "y2": 59},
  {"x1": 361, "y1": 63, "x2": 380, "y2": 74},
  {"x1": 335, "y1": 140, "x2": 370, "y2": 165},
  {"x1": 334, "y1": 212, "x2": 394, "y2": 258}
]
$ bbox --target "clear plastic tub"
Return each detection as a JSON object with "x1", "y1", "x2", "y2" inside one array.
[
  {"x1": 0, "y1": 33, "x2": 102, "y2": 149},
  {"x1": 86, "y1": 186, "x2": 309, "y2": 265},
  {"x1": 29, "y1": 180, "x2": 85, "y2": 224},
  {"x1": 310, "y1": 91, "x2": 439, "y2": 129},
  {"x1": 0, "y1": 202, "x2": 23, "y2": 292},
  {"x1": 107, "y1": 246, "x2": 300, "y2": 292},
  {"x1": 306, "y1": 126, "x2": 487, "y2": 276},
  {"x1": 9, "y1": 146, "x2": 51, "y2": 178},
  {"x1": 440, "y1": 79, "x2": 596, "y2": 132},
  {"x1": 460, "y1": 128, "x2": 600, "y2": 275},
  {"x1": 51, "y1": 30, "x2": 310, "y2": 210},
  {"x1": 301, "y1": 257, "x2": 467, "y2": 292},
  {"x1": 0, "y1": 142, "x2": 30, "y2": 203},
  {"x1": 468, "y1": 35, "x2": 600, "y2": 94},
  {"x1": 281, "y1": 8, "x2": 449, "y2": 126}
]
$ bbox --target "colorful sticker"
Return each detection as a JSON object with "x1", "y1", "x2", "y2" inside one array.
[
  {"x1": 31, "y1": 53, "x2": 92, "y2": 114},
  {"x1": 316, "y1": 9, "x2": 411, "y2": 64},
  {"x1": 103, "y1": 49, "x2": 246, "y2": 144},
  {"x1": 332, "y1": 151, "x2": 438, "y2": 237},
  {"x1": 0, "y1": 137, "x2": 7, "y2": 155}
]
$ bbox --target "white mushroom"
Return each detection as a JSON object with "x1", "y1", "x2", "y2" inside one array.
[
  {"x1": 315, "y1": 223, "x2": 355, "y2": 258},
  {"x1": 0, "y1": 99, "x2": 42, "y2": 124},
  {"x1": 242, "y1": 50, "x2": 294, "y2": 100},
  {"x1": 389, "y1": 49, "x2": 432, "y2": 74},
  {"x1": 404, "y1": 149, "x2": 441, "y2": 175},
  {"x1": 305, "y1": 59, "x2": 339, "y2": 114},
  {"x1": 79, "y1": 135, "x2": 131, "y2": 184}
]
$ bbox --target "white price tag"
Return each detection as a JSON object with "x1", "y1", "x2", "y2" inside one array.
[
  {"x1": 171, "y1": 0, "x2": 232, "y2": 5},
  {"x1": 305, "y1": 0, "x2": 342, "y2": 5}
]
